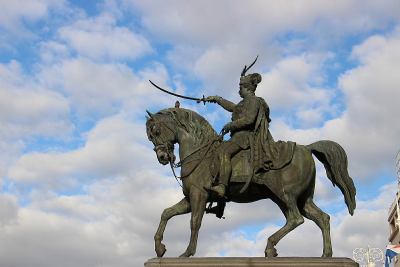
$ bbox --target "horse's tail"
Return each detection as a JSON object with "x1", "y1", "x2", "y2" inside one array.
[{"x1": 306, "y1": 140, "x2": 356, "y2": 215}]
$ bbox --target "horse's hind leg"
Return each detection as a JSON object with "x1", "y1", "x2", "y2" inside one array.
[
  {"x1": 154, "y1": 197, "x2": 190, "y2": 257},
  {"x1": 265, "y1": 198, "x2": 304, "y2": 257},
  {"x1": 301, "y1": 198, "x2": 332, "y2": 257}
]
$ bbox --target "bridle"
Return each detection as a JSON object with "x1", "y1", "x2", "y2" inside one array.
[
  {"x1": 150, "y1": 121, "x2": 177, "y2": 164},
  {"x1": 150, "y1": 119, "x2": 221, "y2": 188}
]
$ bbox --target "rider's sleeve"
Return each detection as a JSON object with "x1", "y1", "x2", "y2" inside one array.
[
  {"x1": 229, "y1": 97, "x2": 260, "y2": 131},
  {"x1": 217, "y1": 97, "x2": 236, "y2": 112}
]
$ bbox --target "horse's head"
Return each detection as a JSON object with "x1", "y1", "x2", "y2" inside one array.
[
  {"x1": 146, "y1": 108, "x2": 218, "y2": 166},
  {"x1": 146, "y1": 110, "x2": 177, "y2": 165}
]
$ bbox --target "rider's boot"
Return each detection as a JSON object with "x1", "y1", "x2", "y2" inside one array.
[
  {"x1": 211, "y1": 151, "x2": 232, "y2": 198},
  {"x1": 206, "y1": 201, "x2": 226, "y2": 219},
  {"x1": 211, "y1": 167, "x2": 229, "y2": 198}
]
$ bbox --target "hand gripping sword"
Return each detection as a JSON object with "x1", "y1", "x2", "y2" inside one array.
[{"x1": 149, "y1": 80, "x2": 206, "y2": 105}]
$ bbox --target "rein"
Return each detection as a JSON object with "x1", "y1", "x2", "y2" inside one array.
[
  {"x1": 169, "y1": 136, "x2": 221, "y2": 185},
  {"x1": 172, "y1": 136, "x2": 219, "y2": 168}
]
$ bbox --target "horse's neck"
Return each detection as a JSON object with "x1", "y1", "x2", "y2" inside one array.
[{"x1": 177, "y1": 129, "x2": 208, "y2": 160}]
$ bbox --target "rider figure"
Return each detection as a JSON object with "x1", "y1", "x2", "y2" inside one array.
[{"x1": 205, "y1": 64, "x2": 273, "y2": 198}]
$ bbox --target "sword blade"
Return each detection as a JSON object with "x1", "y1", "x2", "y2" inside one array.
[{"x1": 149, "y1": 80, "x2": 201, "y2": 101}]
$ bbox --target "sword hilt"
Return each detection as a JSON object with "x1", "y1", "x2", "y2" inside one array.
[{"x1": 196, "y1": 95, "x2": 206, "y2": 105}]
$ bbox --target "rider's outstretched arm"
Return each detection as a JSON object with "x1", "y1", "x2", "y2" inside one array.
[
  {"x1": 217, "y1": 97, "x2": 236, "y2": 112},
  {"x1": 206, "y1": 96, "x2": 235, "y2": 112}
]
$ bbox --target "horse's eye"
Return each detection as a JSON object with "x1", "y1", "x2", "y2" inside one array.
[{"x1": 151, "y1": 126, "x2": 159, "y2": 136}]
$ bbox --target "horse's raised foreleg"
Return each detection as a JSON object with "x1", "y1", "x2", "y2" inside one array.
[
  {"x1": 265, "y1": 200, "x2": 304, "y2": 257},
  {"x1": 301, "y1": 198, "x2": 332, "y2": 257},
  {"x1": 154, "y1": 197, "x2": 190, "y2": 257},
  {"x1": 179, "y1": 186, "x2": 207, "y2": 257}
]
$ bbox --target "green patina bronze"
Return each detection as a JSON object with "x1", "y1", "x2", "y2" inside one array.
[{"x1": 145, "y1": 59, "x2": 356, "y2": 258}]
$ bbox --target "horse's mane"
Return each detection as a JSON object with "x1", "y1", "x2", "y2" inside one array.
[{"x1": 153, "y1": 108, "x2": 218, "y2": 145}]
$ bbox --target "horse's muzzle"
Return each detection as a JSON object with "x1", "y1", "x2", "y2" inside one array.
[{"x1": 157, "y1": 151, "x2": 170, "y2": 165}]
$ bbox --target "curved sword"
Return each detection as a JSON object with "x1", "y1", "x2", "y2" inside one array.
[{"x1": 149, "y1": 80, "x2": 206, "y2": 105}]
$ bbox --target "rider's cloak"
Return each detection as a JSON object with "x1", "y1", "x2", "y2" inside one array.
[{"x1": 252, "y1": 97, "x2": 295, "y2": 173}]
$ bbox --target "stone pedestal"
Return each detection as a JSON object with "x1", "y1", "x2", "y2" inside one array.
[{"x1": 144, "y1": 257, "x2": 359, "y2": 267}]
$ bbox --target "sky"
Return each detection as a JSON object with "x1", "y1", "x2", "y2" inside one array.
[{"x1": 0, "y1": 0, "x2": 400, "y2": 266}]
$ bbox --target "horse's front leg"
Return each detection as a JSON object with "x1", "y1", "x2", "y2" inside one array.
[
  {"x1": 154, "y1": 197, "x2": 190, "y2": 257},
  {"x1": 180, "y1": 186, "x2": 207, "y2": 257}
]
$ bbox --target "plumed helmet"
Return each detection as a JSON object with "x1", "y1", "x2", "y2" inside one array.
[
  {"x1": 240, "y1": 56, "x2": 261, "y2": 90},
  {"x1": 240, "y1": 73, "x2": 262, "y2": 87}
]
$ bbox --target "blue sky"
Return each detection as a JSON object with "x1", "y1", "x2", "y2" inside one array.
[{"x1": 0, "y1": 1, "x2": 400, "y2": 266}]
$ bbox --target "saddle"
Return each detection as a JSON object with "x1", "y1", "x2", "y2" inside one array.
[{"x1": 210, "y1": 141, "x2": 295, "y2": 186}]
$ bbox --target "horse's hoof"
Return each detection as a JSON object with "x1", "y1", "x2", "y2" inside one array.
[
  {"x1": 265, "y1": 247, "x2": 278, "y2": 258},
  {"x1": 322, "y1": 252, "x2": 332, "y2": 258},
  {"x1": 179, "y1": 250, "x2": 193, "y2": 258},
  {"x1": 155, "y1": 243, "x2": 166, "y2": 257}
]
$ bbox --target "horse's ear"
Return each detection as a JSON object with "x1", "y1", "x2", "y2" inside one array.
[{"x1": 146, "y1": 110, "x2": 154, "y2": 118}]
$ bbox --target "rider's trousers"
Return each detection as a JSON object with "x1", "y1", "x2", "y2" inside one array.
[{"x1": 218, "y1": 141, "x2": 242, "y2": 186}]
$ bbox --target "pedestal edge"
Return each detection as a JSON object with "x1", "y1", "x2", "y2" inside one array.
[{"x1": 144, "y1": 257, "x2": 359, "y2": 267}]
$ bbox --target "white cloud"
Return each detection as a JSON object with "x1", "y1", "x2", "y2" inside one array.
[
  {"x1": 0, "y1": 61, "x2": 71, "y2": 138},
  {"x1": 8, "y1": 114, "x2": 159, "y2": 189},
  {"x1": 324, "y1": 29, "x2": 400, "y2": 178},
  {"x1": 126, "y1": 0, "x2": 399, "y2": 85},
  {"x1": 38, "y1": 57, "x2": 171, "y2": 117},
  {"x1": 0, "y1": 170, "x2": 186, "y2": 267},
  {"x1": 0, "y1": 208, "x2": 139, "y2": 267},
  {"x1": 39, "y1": 41, "x2": 70, "y2": 63},
  {"x1": 58, "y1": 13, "x2": 152, "y2": 61},
  {"x1": 0, "y1": 0, "x2": 64, "y2": 33},
  {"x1": 0, "y1": 59, "x2": 71, "y2": 187},
  {"x1": 257, "y1": 54, "x2": 335, "y2": 116},
  {"x1": 0, "y1": 194, "x2": 18, "y2": 226},
  {"x1": 191, "y1": 44, "x2": 281, "y2": 98},
  {"x1": 0, "y1": 141, "x2": 23, "y2": 187},
  {"x1": 129, "y1": 0, "x2": 399, "y2": 47}
]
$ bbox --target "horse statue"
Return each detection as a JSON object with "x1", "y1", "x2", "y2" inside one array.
[{"x1": 145, "y1": 107, "x2": 356, "y2": 258}]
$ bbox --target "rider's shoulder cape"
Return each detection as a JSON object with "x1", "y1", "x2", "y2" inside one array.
[{"x1": 253, "y1": 96, "x2": 295, "y2": 172}]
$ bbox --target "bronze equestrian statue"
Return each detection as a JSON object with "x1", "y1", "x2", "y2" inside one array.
[{"x1": 145, "y1": 58, "x2": 356, "y2": 258}]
